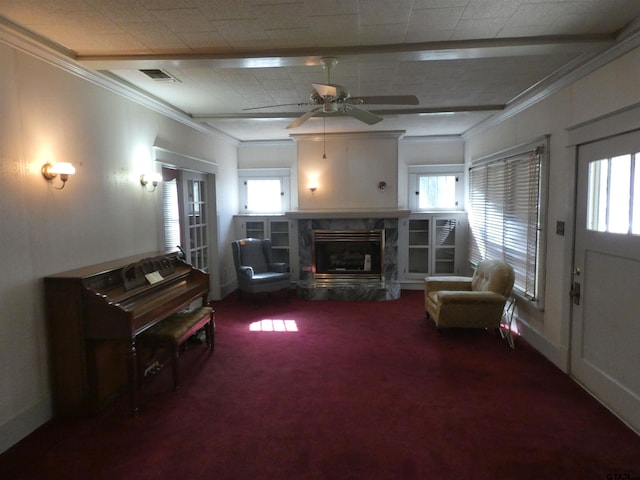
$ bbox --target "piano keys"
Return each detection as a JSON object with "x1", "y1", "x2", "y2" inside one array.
[{"x1": 44, "y1": 251, "x2": 209, "y2": 416}]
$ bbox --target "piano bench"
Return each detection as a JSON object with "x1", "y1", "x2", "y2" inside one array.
[{"x1": 137, "y1": 306, "x2": 215, "y2": 391}]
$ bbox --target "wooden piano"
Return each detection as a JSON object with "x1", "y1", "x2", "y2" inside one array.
[{"x1": 44, "y1": 251, "x2": 209, "y2": 416}]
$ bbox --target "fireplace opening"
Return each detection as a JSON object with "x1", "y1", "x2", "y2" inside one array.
[{"x1": 313, "y1": 229, "x2": 384, "y2": 286}]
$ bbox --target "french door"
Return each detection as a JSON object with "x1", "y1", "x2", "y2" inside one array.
[
  {"x1": 180, "y1": 171, "x2": 210, "y2": 272},
  {"x1": 572, "y1": 130, "x2": 640, "y2": 433}
]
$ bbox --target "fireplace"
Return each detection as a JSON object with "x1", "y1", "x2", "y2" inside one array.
[
  {"x1": 313, "y1": 229, "x2": 384, "y2": 286},
  {"x1": 295, "y1": 216, "x2": 402, "y2": 301}
]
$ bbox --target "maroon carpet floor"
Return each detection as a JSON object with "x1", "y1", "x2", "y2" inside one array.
[{"x1": 1, "y1": 290, "x2": 639, "y2": 480}]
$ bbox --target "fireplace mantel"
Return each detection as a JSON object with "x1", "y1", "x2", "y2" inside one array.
[{"x1": 286, "y1": 209, "x2": 411, "y2": 219}]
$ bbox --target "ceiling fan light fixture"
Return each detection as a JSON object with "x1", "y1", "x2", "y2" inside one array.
[{"x1": 323, "y1": 103, "x2": 338, "y2": 113}]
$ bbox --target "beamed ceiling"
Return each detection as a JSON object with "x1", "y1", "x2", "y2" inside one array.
[{"x1": 1, "y1": 0, "x2": 640, "y2": 142}]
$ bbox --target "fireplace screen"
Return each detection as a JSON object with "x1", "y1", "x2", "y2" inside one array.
[{"x1": 313, "y1": 229, "x2": 384, "y2": 285}]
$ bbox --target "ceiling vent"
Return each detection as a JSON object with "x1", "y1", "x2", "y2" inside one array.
[{"x1": 139, "y1": 69, "x2": 179, "y2": 82}]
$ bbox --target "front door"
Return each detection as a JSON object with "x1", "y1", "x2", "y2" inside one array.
[{"x1": 572, "y1": 130, "x2": 640, "y2": 432}]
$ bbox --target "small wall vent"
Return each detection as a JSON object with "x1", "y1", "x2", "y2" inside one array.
[{"x1": 139, "y1": 69, "x2": 179, "y2": 82}]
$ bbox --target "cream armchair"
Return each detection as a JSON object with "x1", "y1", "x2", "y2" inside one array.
[{"x1": 424, "y1": 259, "x2": 515, "y2": 329}]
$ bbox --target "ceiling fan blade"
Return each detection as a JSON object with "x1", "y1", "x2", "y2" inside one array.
[
  {"x1": 343, "y1": 105, "x2": 383, "y2": 125},
  {"x1": 286, "y1": 107, "x2": 322, "y2": 129},
  {"x1": 349, "y1": 95, "x2": 419, "y2": 105},
  {"x1": 243, "y1": 102, "x2": 310, "y2": 111},
  {"x1": 312, "y1": 83, "x2": 339, "y2": 98}
]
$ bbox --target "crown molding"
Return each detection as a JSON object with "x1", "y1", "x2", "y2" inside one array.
[
  {"x1": 239, "y1": 139, "x2": 296, "y2": 148},
  {"x1": 0, "y1": 19, "x2": 239, "y2": 146},
  {"x1": 463, "y1": 28, "x2": 640, "y2": 139},
  {"x1": 400, "y1": 134, "x2": 463, "y2": 144}
]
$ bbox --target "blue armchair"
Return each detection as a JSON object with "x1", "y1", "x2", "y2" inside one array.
[{"x1": 231, "y1": 238, "x2": 291, "y2": 300}]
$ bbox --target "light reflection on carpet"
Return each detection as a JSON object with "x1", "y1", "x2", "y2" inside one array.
[{"x1": 249, "y1": 319, "x2": 299, "y2": 332}]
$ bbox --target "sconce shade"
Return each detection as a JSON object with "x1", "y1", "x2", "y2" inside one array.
[
  {"x1": 42, "y1": 162, "x2": 75, "y2": 189},
  {"x1": 50, "y1": 162, "x2": 76, "y2": 175},
  {"x1": 140, "y1": 172, "x2": 162, "y2": 192}
]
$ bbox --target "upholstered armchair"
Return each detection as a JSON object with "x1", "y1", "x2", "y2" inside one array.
[
  {"x1": 231, "y1": 238, "x2": 290, "y2": 300},
  {"x1": 424, "y1": 259, "x2": 515, "y2": 330}
]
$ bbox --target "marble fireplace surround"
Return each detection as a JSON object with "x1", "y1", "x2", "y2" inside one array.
[{"x1": 288, "y1": 210, "x2": 410, "y2": 301}]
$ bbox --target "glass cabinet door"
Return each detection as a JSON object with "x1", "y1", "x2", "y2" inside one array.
[
  {"x1": 434, "y1": 219, "x2": 456, "y2": 274},
  {"x1": 408, "y1": 219, "x2": 430, "y2": 274},
  {"x1": 245, "y1": 221, "x2": 265, "y2": 239},
  {"x1": 269, "y1": 220, "x2": 290, "y2": 264}
]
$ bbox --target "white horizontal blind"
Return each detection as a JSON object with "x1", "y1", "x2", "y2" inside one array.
[
  {"x1": 162, "y1": 169, "x2": 181, "y2": 252},
  {"x1": 468, "y1": 167, "x2": 487, "y2": 266},
  {"x1": 468, "y1": 149, "x2": 542, "y2": 300}
]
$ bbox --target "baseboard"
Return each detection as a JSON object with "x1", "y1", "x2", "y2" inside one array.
[
  {"x1": 0, "y1": 396, "x2": 52, "y2": 454},
  {"x1": 516, "y1": 318, "x2": 570, "y2": 373},
  {"x1": 399, "y1": 280, "x2": 423, "y2": 291},
  {"x1": 220, "y1": 279, "x2": 237, "y2": 300}
]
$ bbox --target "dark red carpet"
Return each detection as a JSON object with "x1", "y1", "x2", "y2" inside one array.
[{"x1": 1, "y1": 290, "x2": 639, "y2": 479}]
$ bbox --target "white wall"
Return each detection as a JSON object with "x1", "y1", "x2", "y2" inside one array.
[
  {"x1": 238, "y1": 134, "x2": 465, "y2": 213},
  {"x1": 238, "y1": 141, "x2": 297, "y2": 169},
  {"x1": 0, "y1": 41, "x2": 238, "y2": 452},
  {"x1": 295, "y1": 132, "x2": 401, "y2": 211},
  {"x1": 464, "y1": 46, "x2": 640, "y2": 369}
]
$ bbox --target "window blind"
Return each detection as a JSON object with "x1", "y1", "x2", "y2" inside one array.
[
  {"x1": 468, "y1": 149, "x2": 542, "y2": 300},
  {"x1": 162, "y1": 174, "x2": 181, "y2": 252}
]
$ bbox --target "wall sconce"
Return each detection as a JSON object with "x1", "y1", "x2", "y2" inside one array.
[
  {"x1": 140, "y1": 172, "x2": 162, "y2": 192},
  {"x1": 41, "y1": 162, "x2": 75, "y2": 190}
]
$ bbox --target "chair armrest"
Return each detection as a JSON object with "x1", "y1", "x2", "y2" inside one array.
[
  {"x1": 437, "y1": 290, "x2": 506, "y2": 305},
  {"x1": 425, "y1": 276, "x2": 472, "y2": 293},
  {"x1": 239, "y1": 266, "x2": 254, "y2": 279},
  {"x1": 269, "y1": 262, "x2": 289, "y2": 273}
]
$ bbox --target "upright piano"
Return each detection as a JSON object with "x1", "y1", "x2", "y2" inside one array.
[{"x1": 44, "y1": 251, "x2": 209, "y2": 416}]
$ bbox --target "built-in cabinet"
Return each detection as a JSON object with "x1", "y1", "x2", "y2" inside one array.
[
  {"x1": 402, "y1": 213, "x2": 467, "y2": 283},
  {"x1": 235, "y1": 216, "x2": 298, "y2": 278},
  {"x1": 234, "y1": 213, "x2": 466, "y2": 289}
]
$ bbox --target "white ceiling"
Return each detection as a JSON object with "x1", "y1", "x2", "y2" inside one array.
[{"x1": 2, "y1": 0, "x2": 640, "y2": 142}]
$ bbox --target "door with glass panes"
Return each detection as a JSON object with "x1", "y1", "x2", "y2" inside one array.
[
  {"x1": 571, "y1": 129, "x2": 640, "y2": 433},
  {"x1": 181, "y1": 171, "x2": 209, "y2": 272}
]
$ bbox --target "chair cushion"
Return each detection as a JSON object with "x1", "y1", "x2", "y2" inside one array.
[
  {"x1": 240, "y1": 240, "x2": 268, "y2": 273},
  {"x1": 471, "y1": 260, "x2": 515, "y2": 297}
]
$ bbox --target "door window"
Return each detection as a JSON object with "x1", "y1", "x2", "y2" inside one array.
[{"x1": 587, "y1": 153, "x2": 639, "y2": 234}]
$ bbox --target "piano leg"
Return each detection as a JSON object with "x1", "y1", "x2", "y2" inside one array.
[{"x1": 128, "y1": 338, "x2": 139, "y2": 416}]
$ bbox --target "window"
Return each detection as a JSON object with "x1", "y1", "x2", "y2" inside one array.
[
  {"x1": 468, "y1": 139, "x2": 547, "y2": 302},
  {"x1": 239, "y1": 169, "x2": 290, "y2": 214},
  {"x1": 587, "y1": 153, "x2": 640, "y2": 234},
  {"x1": 409, "y1": 165, "x2": 464, "y2": 211},
  {"x1": 162, "y1": 168, "x2": 180, "y2": 251},
  {"x1": 246, "y1": 179, "x2": 282, "y2": 213}
]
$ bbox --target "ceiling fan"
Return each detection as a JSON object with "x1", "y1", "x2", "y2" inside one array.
[{"x1": 245, "y1": 57, "x2": 419, "y2": 129}]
